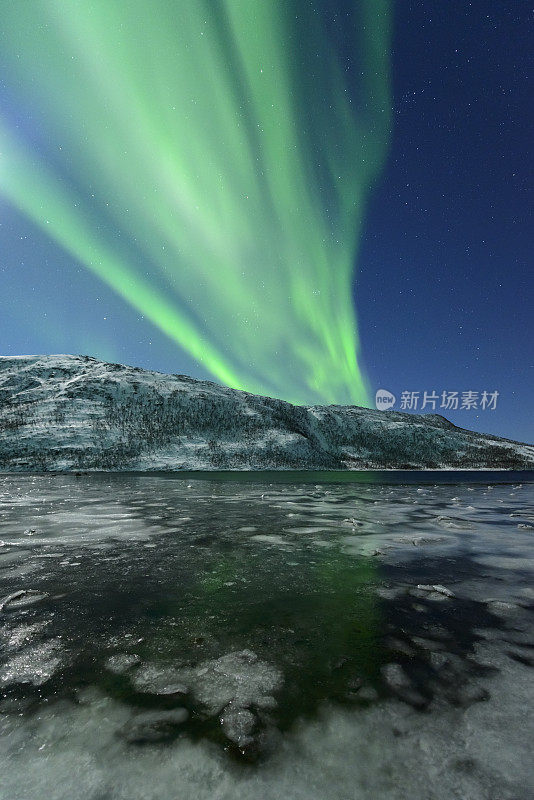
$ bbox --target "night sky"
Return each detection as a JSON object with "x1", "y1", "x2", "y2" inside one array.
[{"x1": 1, "y1": 1, "x2": 532, "y2": 442}]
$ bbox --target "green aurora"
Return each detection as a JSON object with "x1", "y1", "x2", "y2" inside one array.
[{"x1": 0, "y1": 0, "x2": 391, "y2": 405}]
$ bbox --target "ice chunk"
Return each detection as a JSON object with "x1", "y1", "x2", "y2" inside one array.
[
  {"x1": 381, "y1": 663, "x2": 411, "y2": 690},
  {"x1": 0, "y1": 589, "x2": 47, "y2": 611},
  {"x1": 250, "y1": 535, "x2": 286, "y2": 545},
  {"x1": 1, "y1": 621, "x2": 49, "y2": 649},
  {"x1": 105, "y1": 653, "x2": 141, "y2": 675},
  {"x1": 133, "y1": 650, "x2": 282, "y2": 716},
  {"x1": 220, "y1": 705, "x2": 256, "y2": 747},
  {"x1": 485, "y1": 600, "x2": 518, "y2": 617},
  {"x1": 415, "y1": 584, "x2": 455, "y2": 598},
  {"x1": 0, "y1": 640, "x2": 62, "y2": 686}
]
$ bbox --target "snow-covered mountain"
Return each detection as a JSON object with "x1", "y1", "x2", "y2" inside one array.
[{"x1": 0, "y1": 355, "x2": 532, "y2": 471}]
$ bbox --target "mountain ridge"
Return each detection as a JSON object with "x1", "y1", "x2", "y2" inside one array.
[{"x1": 0, "y1": 355, "x2": 532, "y2": 471}]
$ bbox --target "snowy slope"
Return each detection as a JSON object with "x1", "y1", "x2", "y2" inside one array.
[{"x1": 0, "y1": 355, "x2": 532, "y2": 471}]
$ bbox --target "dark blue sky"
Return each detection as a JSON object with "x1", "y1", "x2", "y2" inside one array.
[
  {"x1": 359, "y1": 0, "x2": 533, "y2": 442},
  {"x1": 1, "y1": 1, "x2": 532, "y2": 442}
]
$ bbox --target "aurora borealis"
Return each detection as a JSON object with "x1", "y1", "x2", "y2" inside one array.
[{"x1": 0, "y1": 0, "x2": 391, "y2": 406}]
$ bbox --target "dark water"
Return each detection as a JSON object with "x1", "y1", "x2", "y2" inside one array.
[
  {"x1": 0, "y1": 472, "x2": 533, "y2": 799},
  {"x1": 74, "y1": 468, "x2": 534, "y2": 484}
]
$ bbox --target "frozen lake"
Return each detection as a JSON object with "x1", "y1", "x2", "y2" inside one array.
[{"x1": 0, "y1": 471, "x2": 533, "y2": 799}]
